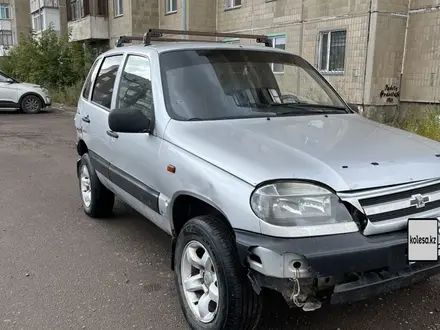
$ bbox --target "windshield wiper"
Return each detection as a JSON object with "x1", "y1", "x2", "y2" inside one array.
[
  {"x1": 267, "y1": 102, "x2": 348, "y2": 115},
  {"x1": 186, "y1": 112, "x2": 278, "y2": 121},
  {"x1": 293, "y1": 103, "x2": 348, "y2": 111}
]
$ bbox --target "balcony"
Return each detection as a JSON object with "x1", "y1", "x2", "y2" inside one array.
[
  {"x1": 30, "y1": 0, "x2": 60, "y2": 13},
  {"x1": 67, "y1": 0, "x2": 109, "y2": 41}
]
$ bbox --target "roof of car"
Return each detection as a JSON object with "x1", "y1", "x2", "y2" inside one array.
[{"x1": 103, "y1": 41, "x2": 294, "y2": 56}]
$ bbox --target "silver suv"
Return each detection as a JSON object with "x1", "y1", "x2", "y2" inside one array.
[{"x1": 74, "y1": 29, "x2": 440, "y2": 329}]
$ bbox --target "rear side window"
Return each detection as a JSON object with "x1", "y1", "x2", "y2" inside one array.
[
  {"x1": 82, "y1": 59, "x2": 100, "y2": 100},
  {"x1": 91, "y1": 55, "x2": 123, "y2": 109}
]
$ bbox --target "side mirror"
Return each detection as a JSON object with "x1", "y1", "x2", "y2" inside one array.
[
  {"x1": 108, "y1": 107, "x2": 152, "y2": 133},
  {"x1": 347, "y1": 103, "x2": 360, "y2": 113},
  {"x1": 5, "y1": 78, "x2": 13, "y2": 84}
]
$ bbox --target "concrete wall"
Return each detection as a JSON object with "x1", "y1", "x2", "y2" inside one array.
[
  {"x1": 187, "y1": 0, "x2": 215, "y2": 32},
  {"x1": 44, "y1": 8, "x2": 61, "y2": 31},
  {"x1": 365, "y1": 13, "x2": 406, "y2": 106},
  {"x1": 376, "y1": 0, "x2": 409, "y2": 13},
  {"x1": 69, "y1": 15, "x2": 109, "y2": 41},
  {"x1": 108, "y1": 0, "x2": 158, "y2": 47},
  {"x1": 59, "y1": 0, "x2": 67, "y2": 36},
  {"x1": 400, "y1": 7, "x2": 440, "y2": 103},
  {"x1": 108, "y1": 0, "x2": 132, "y2": 46},
  {"x1": 159, "y1": 0, "x2": 182, "y2": 30},
  {"x1": 13, "y1": 0, "x2": 32, "y2": 43},
  {"x1": 410, "y1": 0, "x2": 440, "y2": 9},
  {"x1": 131, "y1": 0, "x2": 158, "y2": 36}
]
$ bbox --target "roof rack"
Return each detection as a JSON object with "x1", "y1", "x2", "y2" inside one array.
[{"x1": 116, "y1": 28, "x2": 272, "y2": 48}]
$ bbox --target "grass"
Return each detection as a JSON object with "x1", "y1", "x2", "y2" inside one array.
[
  {"x1": 386, "y1": 105, "x2": 440, "y2": 142},
  {"x1": 51, "y1": 80, "x2": 84, "y2": 107}
]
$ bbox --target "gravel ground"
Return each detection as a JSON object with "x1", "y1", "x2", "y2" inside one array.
[{"x1": 0, "y1": 108, "x2": 439, "y2": 330}]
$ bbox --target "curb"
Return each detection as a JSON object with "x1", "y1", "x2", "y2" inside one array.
[{"x1": 51, "y1": 103, "x2": 77, "y2": 113}]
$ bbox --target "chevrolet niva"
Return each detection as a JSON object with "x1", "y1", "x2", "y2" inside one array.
[{"x1": 74, "y1": 29, "x2": 440, "y2": 330}]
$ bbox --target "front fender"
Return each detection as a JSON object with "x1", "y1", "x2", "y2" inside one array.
[{"x1": 156, "y1": 140, "x2": 262, "y2": 235}]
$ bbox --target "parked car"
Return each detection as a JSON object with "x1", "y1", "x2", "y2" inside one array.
[
  {"x1": 74, "y1": 29, "x2": 440, "y2": 330},
  {"x1": 0, "y1": 71, "x2": 51, "y2": 113}
]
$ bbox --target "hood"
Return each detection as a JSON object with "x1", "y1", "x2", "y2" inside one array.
[
  {"x1": 164, "y1": 114, "x2": 440, "y2": 191},
  {"x1": 18, "y1": 82, "x2": 43, "y2": 89}
]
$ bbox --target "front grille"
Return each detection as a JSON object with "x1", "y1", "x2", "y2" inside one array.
[{"x1": 338, "y1": 179, "x2": 440, "y2": 235}]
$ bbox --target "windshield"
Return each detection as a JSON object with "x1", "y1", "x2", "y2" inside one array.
[
  {"x1": 0, "y1": 71, "x2": 19, "y2": 83},
  {"x1": 159, "y1": 49, "x2": 348, "y2": 121}
]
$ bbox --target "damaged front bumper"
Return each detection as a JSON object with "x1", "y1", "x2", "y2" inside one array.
[{"x1": 234, "y1": 229, "x2": 440, "y2": 308}]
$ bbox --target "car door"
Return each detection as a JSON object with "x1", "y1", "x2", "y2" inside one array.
[
  {"x1": 0, "y1": 72, "x2": 18, "y2": 107},
  {"x1": 106, "y1": 53, "x2": 171, "y2": 233},
  {"x1": 75, "y1": 58, "x2": 101, "y2": 142},
  {"x1": 81, "y1": 53, "x2": 124, "y2": 179}
]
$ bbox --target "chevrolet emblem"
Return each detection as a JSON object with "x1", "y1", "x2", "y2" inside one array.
[{"x1": 409, "y1": 194, "x2": 430, "y2": 208}]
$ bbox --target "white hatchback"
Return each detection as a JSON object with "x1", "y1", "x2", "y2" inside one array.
[{"x1": 0, "y1": 71, "x2": 51, "y2": 114}]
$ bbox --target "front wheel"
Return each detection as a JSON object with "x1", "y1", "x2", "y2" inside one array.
[
  {"x1": 21, "y1": 95, "x2": 42, "y2": 114},
  {"x1": 174, "y1": 215, "x2": 263, "y2": 330}
]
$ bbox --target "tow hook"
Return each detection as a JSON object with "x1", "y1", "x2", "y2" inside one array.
[{"x1": 291, "y1": 270, "x2": 322, "y2": 312}]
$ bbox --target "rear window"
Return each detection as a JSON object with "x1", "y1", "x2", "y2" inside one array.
[{"x1": 82, "y1": 59, "x2": 100, "y2": 100}]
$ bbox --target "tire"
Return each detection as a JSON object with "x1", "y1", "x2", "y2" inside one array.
[
  {"x1": 21, "y1": 94, "x2": 42, "y2": 114},
  {"x1": 78, "y1": 153, "x2": 115, "y2": 218},
  {"x1": 174, "y1": 215, "x2": 263, "y2": 330}
]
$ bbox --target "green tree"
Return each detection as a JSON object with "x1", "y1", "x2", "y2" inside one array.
[{"x1": 2, "y1": 24, "x2": 93, "y2": 90}]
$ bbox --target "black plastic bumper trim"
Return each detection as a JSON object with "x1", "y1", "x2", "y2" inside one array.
[
  {"x1": 234, "y1": 229, "x2": 411, "y2": 277},
  {"x1": 330, "y1": 262, "x2": 440, "y2": 304},
  {"x1": 88, "y1": 150, "x2": 160, "y2": 214}
]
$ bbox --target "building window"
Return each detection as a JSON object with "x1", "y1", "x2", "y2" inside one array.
[
  {"x1": 114, "y1": 0, "x2": 123, "y2": 16},
  {"x1": 225, "y1": 0, "x2": 241, "y2": 9},
  {"x1": 318, "y1": 30, "x2": 347, "y2": 73},
  {"x1": 71, "y1": 0, "x2": 84, "y2": 20},
  {"x1": 165, "y1": 0, "x2": 177, "y2": 13},
  {"x1": 0, "y1": 30, "x2": 13, "y2": 46},
  {"x1": 0, "y1": 4, "x2": 10, "y2": 19},
  {"x1": 32, "y1": 13, "x2": 44, "y2": 32},
  {"x1": 268, "y1": 34, "x2": 286, "y2": 73}
]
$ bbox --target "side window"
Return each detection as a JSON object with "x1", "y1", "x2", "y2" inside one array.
[
  {"x1": 116, "y1": 55, "x2": 154, "y2": 120},
  {"x1": 91, "y1": 55, "x2": 124, "y2": 109},
  {"x1": 82, "y1": 59, "x2": 100, "y2": 99}
]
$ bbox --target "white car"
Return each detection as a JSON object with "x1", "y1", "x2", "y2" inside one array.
[{"x1": 0, "y1": 71, "x2": 51, "y2": 114}]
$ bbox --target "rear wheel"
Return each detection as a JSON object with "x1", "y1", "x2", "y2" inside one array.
[
  {"x1": 78, "y1": 153, "x2": 114, "y2": 218},
  {"x1": 174, "y1": 215, "x2": 263, "y2": 330},
  {"x1": 21, "y1": 94, "x2": 42, "y2": 114}
]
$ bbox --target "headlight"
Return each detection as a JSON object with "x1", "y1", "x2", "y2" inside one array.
[{"x1": 250, "y1": 181, "x2": 353, "y2": 227}]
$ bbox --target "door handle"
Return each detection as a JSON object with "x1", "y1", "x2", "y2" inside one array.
[
  {"x1": 106, "y1": 130, "x2": 119, "y2": 138},
  {"x1": 82, "y1": 115, "x2": 90, "y2": 123}
]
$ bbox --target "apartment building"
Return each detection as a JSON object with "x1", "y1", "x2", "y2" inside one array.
[
  {"x1": 66, "y1": 0, "x2": 440, "y2": 112},
  {"x1": 30, "y1": 0, "x2": 67, "y2": 37},
  {"x1": 67, "y1": 0, "x2": 157, "y2": 55},
  {"x1": 0, "y1": 0, "x2": 31, "y2": 55}
]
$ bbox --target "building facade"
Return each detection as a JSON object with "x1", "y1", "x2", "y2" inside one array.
[
  {"x1": 66, "y1": 0, "x2": 440, "y2": 112},
  {"x1": 30, "y1": 0, "x2": 67, "y2": 37},
  {"x1": 67, "y1": 0, "x2": 158, "y2": 55},
  {"x1": 0, "y1": 0, "x2": 32, "y2": 55}
]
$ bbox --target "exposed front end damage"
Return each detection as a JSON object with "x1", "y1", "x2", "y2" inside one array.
[{"x1": 235, "y1": 228, "x2": 440, "y2": 310}]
